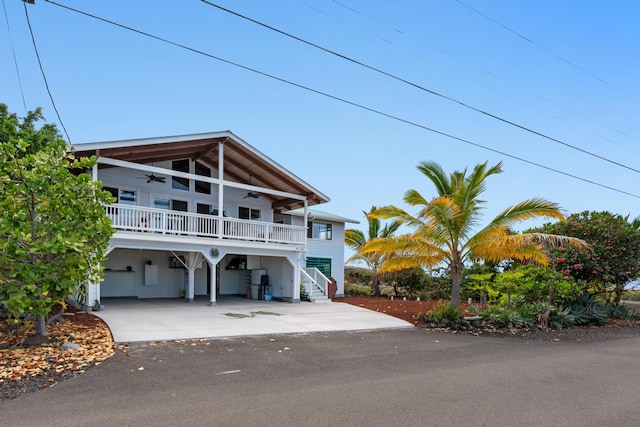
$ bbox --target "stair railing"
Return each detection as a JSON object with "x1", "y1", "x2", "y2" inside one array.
[{"x1": 301, "y1": 267, "x2": 329, "y2": 297}]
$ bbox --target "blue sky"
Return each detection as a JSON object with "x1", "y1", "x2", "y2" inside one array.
[{"x1": 2, "y1": 0, "x2": 639, "y2": 242}]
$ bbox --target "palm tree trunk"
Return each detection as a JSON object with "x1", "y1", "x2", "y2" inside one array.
[
  {"x1": 372, "y1": 274, "x2": 381, "y2": 297},
  {"x1": 450, "y1": 265, "x2": 462, "y2": 308}
]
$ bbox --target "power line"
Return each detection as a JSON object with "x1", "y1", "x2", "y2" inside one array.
[
  {"x1": 455, "y1": 0, "x2": 608, "y2": 85},
  {"x1": 42, "y1": 0, "x2": 640, "y2": 199},
  {"x1": 23, "y1": 1, "x2": 71, "y2": 143},
  {"x1": 2, "y1": 0, "x2": 27, "y2": 113},
  {"x1": 200, "y1": 0, "x2": 640, "y2": 176},
  {"x1": 323, "y1": 0, "x2": 631, "y2": 141}
]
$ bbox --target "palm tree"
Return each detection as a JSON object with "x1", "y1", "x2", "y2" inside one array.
[
  {"x1": 363, "y1": 161, "x2": 589, "y2": 308},
  {"x1": 345, "y1": 207, "x2": 401, "y2": 296}
]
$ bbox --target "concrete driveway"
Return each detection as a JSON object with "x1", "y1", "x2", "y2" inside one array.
[{"x1": 93, "y1": 297, "x2": 413, "y2": 342}]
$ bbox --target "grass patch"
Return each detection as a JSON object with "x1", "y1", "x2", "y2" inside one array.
[
  {"x1": 223, "y1": 311, "x2": 283, "y2": 318},
  {"x1": 223, "y1": 313, "x2": 253, "y2": 318}
]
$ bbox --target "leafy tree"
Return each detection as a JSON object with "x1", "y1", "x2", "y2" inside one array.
[
  {"x1": 535, "y1": 211, "x2": 640, "y2": 303},
  {"x1": 0, "y1": 104, "x2": 60, "y2": 154},
  {"x1": 363, "y1": 161, "x2": 589, "y2": 308},
  {"x1": 345, "y1": 206, "x2": 401, "y2": 296},
  {"x1": 467, "y1": 272, "x2": 496, "y2": 308},
  {"x1": 386, "y1": 267, "x2": 425, "y2": 298},
  {"x1": 0, "y1": 104, "x2": 114, "y2": 339}
]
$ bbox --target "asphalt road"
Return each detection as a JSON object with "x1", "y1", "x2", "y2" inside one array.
[{"x1": 2, "y1": 328, "x2": 640, "y2": 426}]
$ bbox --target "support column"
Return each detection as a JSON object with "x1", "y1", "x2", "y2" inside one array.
[
  {"x1": 292, "y1": 251, "x2": 304, "y2": 303},
  {"x1": 217, "y1": 140, "x2": 224, "y2": 237},
  {"x1": 208, "y1": 260, "x2": 217, "y2": 306},
  {"x1": 173, "y1": 252, "x2": 205, "y2": 303}
]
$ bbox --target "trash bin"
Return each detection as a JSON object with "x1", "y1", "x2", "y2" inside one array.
[
  {"x1": 264, "y1": 285, "x2": 273, "y2": 301},
  {"x1": 328, "y1": 278, "x2": 337, "y2": 298}
]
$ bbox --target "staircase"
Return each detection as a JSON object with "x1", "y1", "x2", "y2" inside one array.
[
  {"x1": 302, "y1": 282, "x2": 330, "y2": 303},
  {"x1": 301, "y1": 267, "x2": 331, "y2": 303}
]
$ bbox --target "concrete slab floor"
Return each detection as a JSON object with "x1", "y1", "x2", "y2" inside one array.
[{"x1": 92, "y1": 297, "x2": 413, "y2": 343}]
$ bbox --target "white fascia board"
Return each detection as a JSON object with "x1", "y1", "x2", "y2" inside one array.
[
  {"x1": 284, "y1": 208, "x2": 360, "y2": 224},
  {"x1": 71, "y1": 131, "x2": 234, "y2": 151}
]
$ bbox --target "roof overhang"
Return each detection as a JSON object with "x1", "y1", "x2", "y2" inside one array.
[
  {"x1": 72, "y1": 131, "x2": 330, "y2": 211},
  {"x1": 283, "y1": 208, "x2": 359, "y2": 224}
]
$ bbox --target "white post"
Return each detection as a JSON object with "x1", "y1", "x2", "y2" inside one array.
[
  {"x1": 293, "y1": 251, "x2": 303, "y2": 302},
  {"x1": 217, "y1": 140, "x2": 224, "y2": 237},
  {"x1": 209, "y1": 260, "x2": 217, "y2": 306}
]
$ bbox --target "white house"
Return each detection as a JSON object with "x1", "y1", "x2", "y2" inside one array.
[{"x1": 72, "y1": 131, "x2": 358, "y2": 308}]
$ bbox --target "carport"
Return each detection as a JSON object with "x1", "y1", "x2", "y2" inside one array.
[{"x1": 92, "y1": 297, "x2": 413, "y2": 343}]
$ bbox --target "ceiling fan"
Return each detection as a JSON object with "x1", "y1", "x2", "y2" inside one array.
[
  {"x1": 138, "y1": 173, "x2": 166, "y2": 184},
  {"x1": 243, "y1": 175, "x2": 260, "y2": 198}
]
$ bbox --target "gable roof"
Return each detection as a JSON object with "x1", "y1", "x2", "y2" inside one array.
[{"x1": 72, "y1": 131, "x2": 330, "y2": 211}]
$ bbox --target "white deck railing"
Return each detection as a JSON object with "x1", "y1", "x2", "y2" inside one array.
[{"x1": 106, "y1": 204, "x2": 307, "y2": 245}]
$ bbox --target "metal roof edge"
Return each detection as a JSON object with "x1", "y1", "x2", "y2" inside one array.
[{"x1": 283, "y1": 208, "x2": 360, "y2": 224}]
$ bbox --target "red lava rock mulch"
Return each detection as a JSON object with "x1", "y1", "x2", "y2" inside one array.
[{"x1": 333, "y1": 295, "x2": 466, "y2": 324}]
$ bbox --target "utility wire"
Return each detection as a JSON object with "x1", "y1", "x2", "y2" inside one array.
[
  {"x1": 456, "y1": 0, "x2": 607, "y2": 84},
  {"x1": 200, "y1": 0, "x2": 640, "y2": 175},
  {"x1": 2, "y1": 0, "x2": 27, "y2": 114},
  {"x1": 325, "y1": 0, "x2": 630, "y2": 141},
  {"x1": 42, "y1": 0, "x2": 640, "y2": 199},
  {"x1": 23, "y1": 1, "x2": 71, "y2": 143}
]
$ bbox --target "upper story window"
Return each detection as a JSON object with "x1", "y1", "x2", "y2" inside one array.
[
  {"x1": 239, "y1": 207, "x2": 261, "y2": 221},
  {"x1": 154, "y1": 197, "x2": 188, "y2": 212},
  {"x1": 104, "y1": 187, "x2": 136, "y2": 205},
  {"x1": 308, "y1": 222, "x2": 332, "y2": 240},
  {"x1": 172, "y1": 159, "x2": 190, "y2": 191},
  {"x1": 195, "y1": 161, "x2": 211, "y2": 194}
]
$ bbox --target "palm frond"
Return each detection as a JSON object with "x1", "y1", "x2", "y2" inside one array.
[
  {"x1": 417, "y1": 161, "x2": 450, "y2": 196},
  {"x1": 344, "y1": 229, "x2": 366, "y2": 249},
  {"x1": 403, "y1": 189, "x2": 430, "y2": 207},
  {"x1": 470, "y1": 232, "x2": 591, "y2": 266},
  {"x1": 525, "y1": 233, "x2": 592, "y2": 253},
  {"x1": 369, "y1": 205, "x2": 422, "y2": 227},
  {"x1": 488, "y1": 198, "x2": 565, "y2": 229}
]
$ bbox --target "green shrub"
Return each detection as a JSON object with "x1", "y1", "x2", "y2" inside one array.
[
  {"x1": 481, "y1": 305, "x2": 536, "y2": 328},
  {"x1": 380, "y1": 287, "x2": 394, "y2": 297},
  {"x1": 344, "y1": 282, "x2": 371, "y2": 297},
  {"x1": 569, "y1": 294, "x2": 608, "y2": 326},
  {"x1": 606, "y1": 302, "x2": 640, "y2": 320},
  {"x1": 300, "y1": 284, "x2": 310, "y2": 302},
  {"x1": 423, "y1": 301, "x2": 463, "y2": 322},
  {"x1": 622, "y1": 290, "x2": 640, "y2": 301},
  {"x1": 550, "y1": 305, "x2": 577, "y2": 329}
]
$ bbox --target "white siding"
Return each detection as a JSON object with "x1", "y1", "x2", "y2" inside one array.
[{"x1": 306, "y1": 221, "x2": 346, "y2": 297}]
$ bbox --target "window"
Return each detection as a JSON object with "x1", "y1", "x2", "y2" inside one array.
[
  {"x1": 154, "y1": 197, "x2": 188, "y2": 211},
  {"x1": 195, "y1": 162, "x2": 211, "y2": 194},
  {"x1": 211, "y1": 206, "x2": 228, "y2": 216},
  {"x1": 104, "y1": 187, "x2": 136, "y2": 205},
  {"x1": 306, "y1": 257, "x2": 332, "y2": 278},
  {"x1": 171, "y1": 159, "x2": 190, "y2": 191},
  {"x1": 307, "y1": 221, "x2": 332, "y2": 240},
  {"x1": 196, "y1": 203, "x2": 211, "y2": 215},
  {"x1": 239, "y1": 207, "x2": 261, "y2": 221}
]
